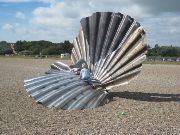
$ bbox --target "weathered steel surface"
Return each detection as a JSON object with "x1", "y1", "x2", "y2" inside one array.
[
  {"x1": 24, "y1": 12, "x2": 147, "y2": 110},
  {"x1": 52, "y1": 12, "x2": 147, "y2": 89},
  {"x1": 24, "y1": 72, "x2": 108, "y2": 110}
]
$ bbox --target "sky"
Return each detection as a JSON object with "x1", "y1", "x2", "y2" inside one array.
[{"x1": 0, "y1": 0, "x2": 180, "y2": 47}]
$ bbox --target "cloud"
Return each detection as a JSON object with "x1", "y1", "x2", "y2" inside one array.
[
  {"x1": 30, "y1": 1, "x2": 94, "y2": 42},
  {"x1": 0, "y1": 0, "x2": 56, "y2": 4},
  {"x1": 15, "y1": 11, "x2": 25, "y2": 19},
  {"x1": 31, "y1": 1, "x2": 87, "y2": 26},
  {"x1": 140, "y1": 12, "x2": 180, "y2": 46},
  {"x1": 133, "y1": 0, "x2": 180, "y2": 14},
  {"x1": 0, "y1": 0, "x2": 36, "y2": 2},
  {"x1": 20, "y1": 0, "x2": 180, "y2": 45},
  {"x1": 2, "y1": 24, "x2": 14, "y2": 32},
  {"x1": 15, "y1": 27, "x2": 28, "y2": 34},
  {"x1": 31, "y1": 3, "x2": 65, "y2": 27},
  {"x1": 31, "y1": 0, "x2": 148, "y2": 29},
  {"x1": 1, "y1": 0, "x2": 180, "y2": 46},
  {"x1": 29, "y1": 0, "x2": 154, "y2": 43},
  {"x1": 2, "y1": 23, "x2": 28, "y2": 35}
]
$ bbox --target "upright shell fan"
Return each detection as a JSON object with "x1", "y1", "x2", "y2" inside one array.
[{"x1": 24, "y1": 12, "x2": 147, "y2": 110}]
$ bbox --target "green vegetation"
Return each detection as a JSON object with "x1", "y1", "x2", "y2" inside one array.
[
  {"x1": 0, "y1": 41, "x2": 13, "y2": 55},
  {"x1": 0, "y1": 40, "x2": 73, "y2": 55},
  {"x1": 0, "y1": 41, "x2": 180, "y2": 62},
  {"x1": 147, "y1": 44, "x2": 180, "y2": 57},
  {"x1": 14, "y1": 40, "x2": 73, "y2": 55}
]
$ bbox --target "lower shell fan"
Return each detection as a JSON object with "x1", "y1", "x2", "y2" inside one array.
[
  {"x1": 24, "y1": 12, "x2": 147, "y2": 110},
  {"x1": 24, "y1": 71, "x2": 108, "y2": 110}
]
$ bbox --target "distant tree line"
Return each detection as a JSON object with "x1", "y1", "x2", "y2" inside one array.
[
  {"x1": 0, "y1": 40, "x2": 73, "y2": 55},
  {"x1": 0, "y1": 41, "x2": 13, "y2": 55},
  {"x1": 0, "y1": 41, "x2": 180, "y2": 57},
  {"x1": 14, "y1": 40, "x2": 73, "y2": 55},
  {"x1": 147, "y1": 44, "x2": 180, "y2": 57}
]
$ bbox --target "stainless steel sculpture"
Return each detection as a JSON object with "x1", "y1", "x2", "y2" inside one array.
[{"x1": 24, "y1": 12, "x2": 147, "y2": 110}]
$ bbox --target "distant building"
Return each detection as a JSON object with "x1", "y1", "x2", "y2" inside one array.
[
  {"x1": 19, "y1": 50, "x2": 32, "y2": 55},
  {"x1": 61, "y1": 53, "x2": 70, "y2": 59},
  {"x1": 176, "y1": 58, "x2": 180, "y2": 62},
  {"x1": 10, "y1": 43, "x2": 17, "y2": 54}
]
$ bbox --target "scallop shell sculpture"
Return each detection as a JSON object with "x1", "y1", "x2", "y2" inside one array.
[{"x1": 24, "y1": 12, "x2": 147, "y2": 110}]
